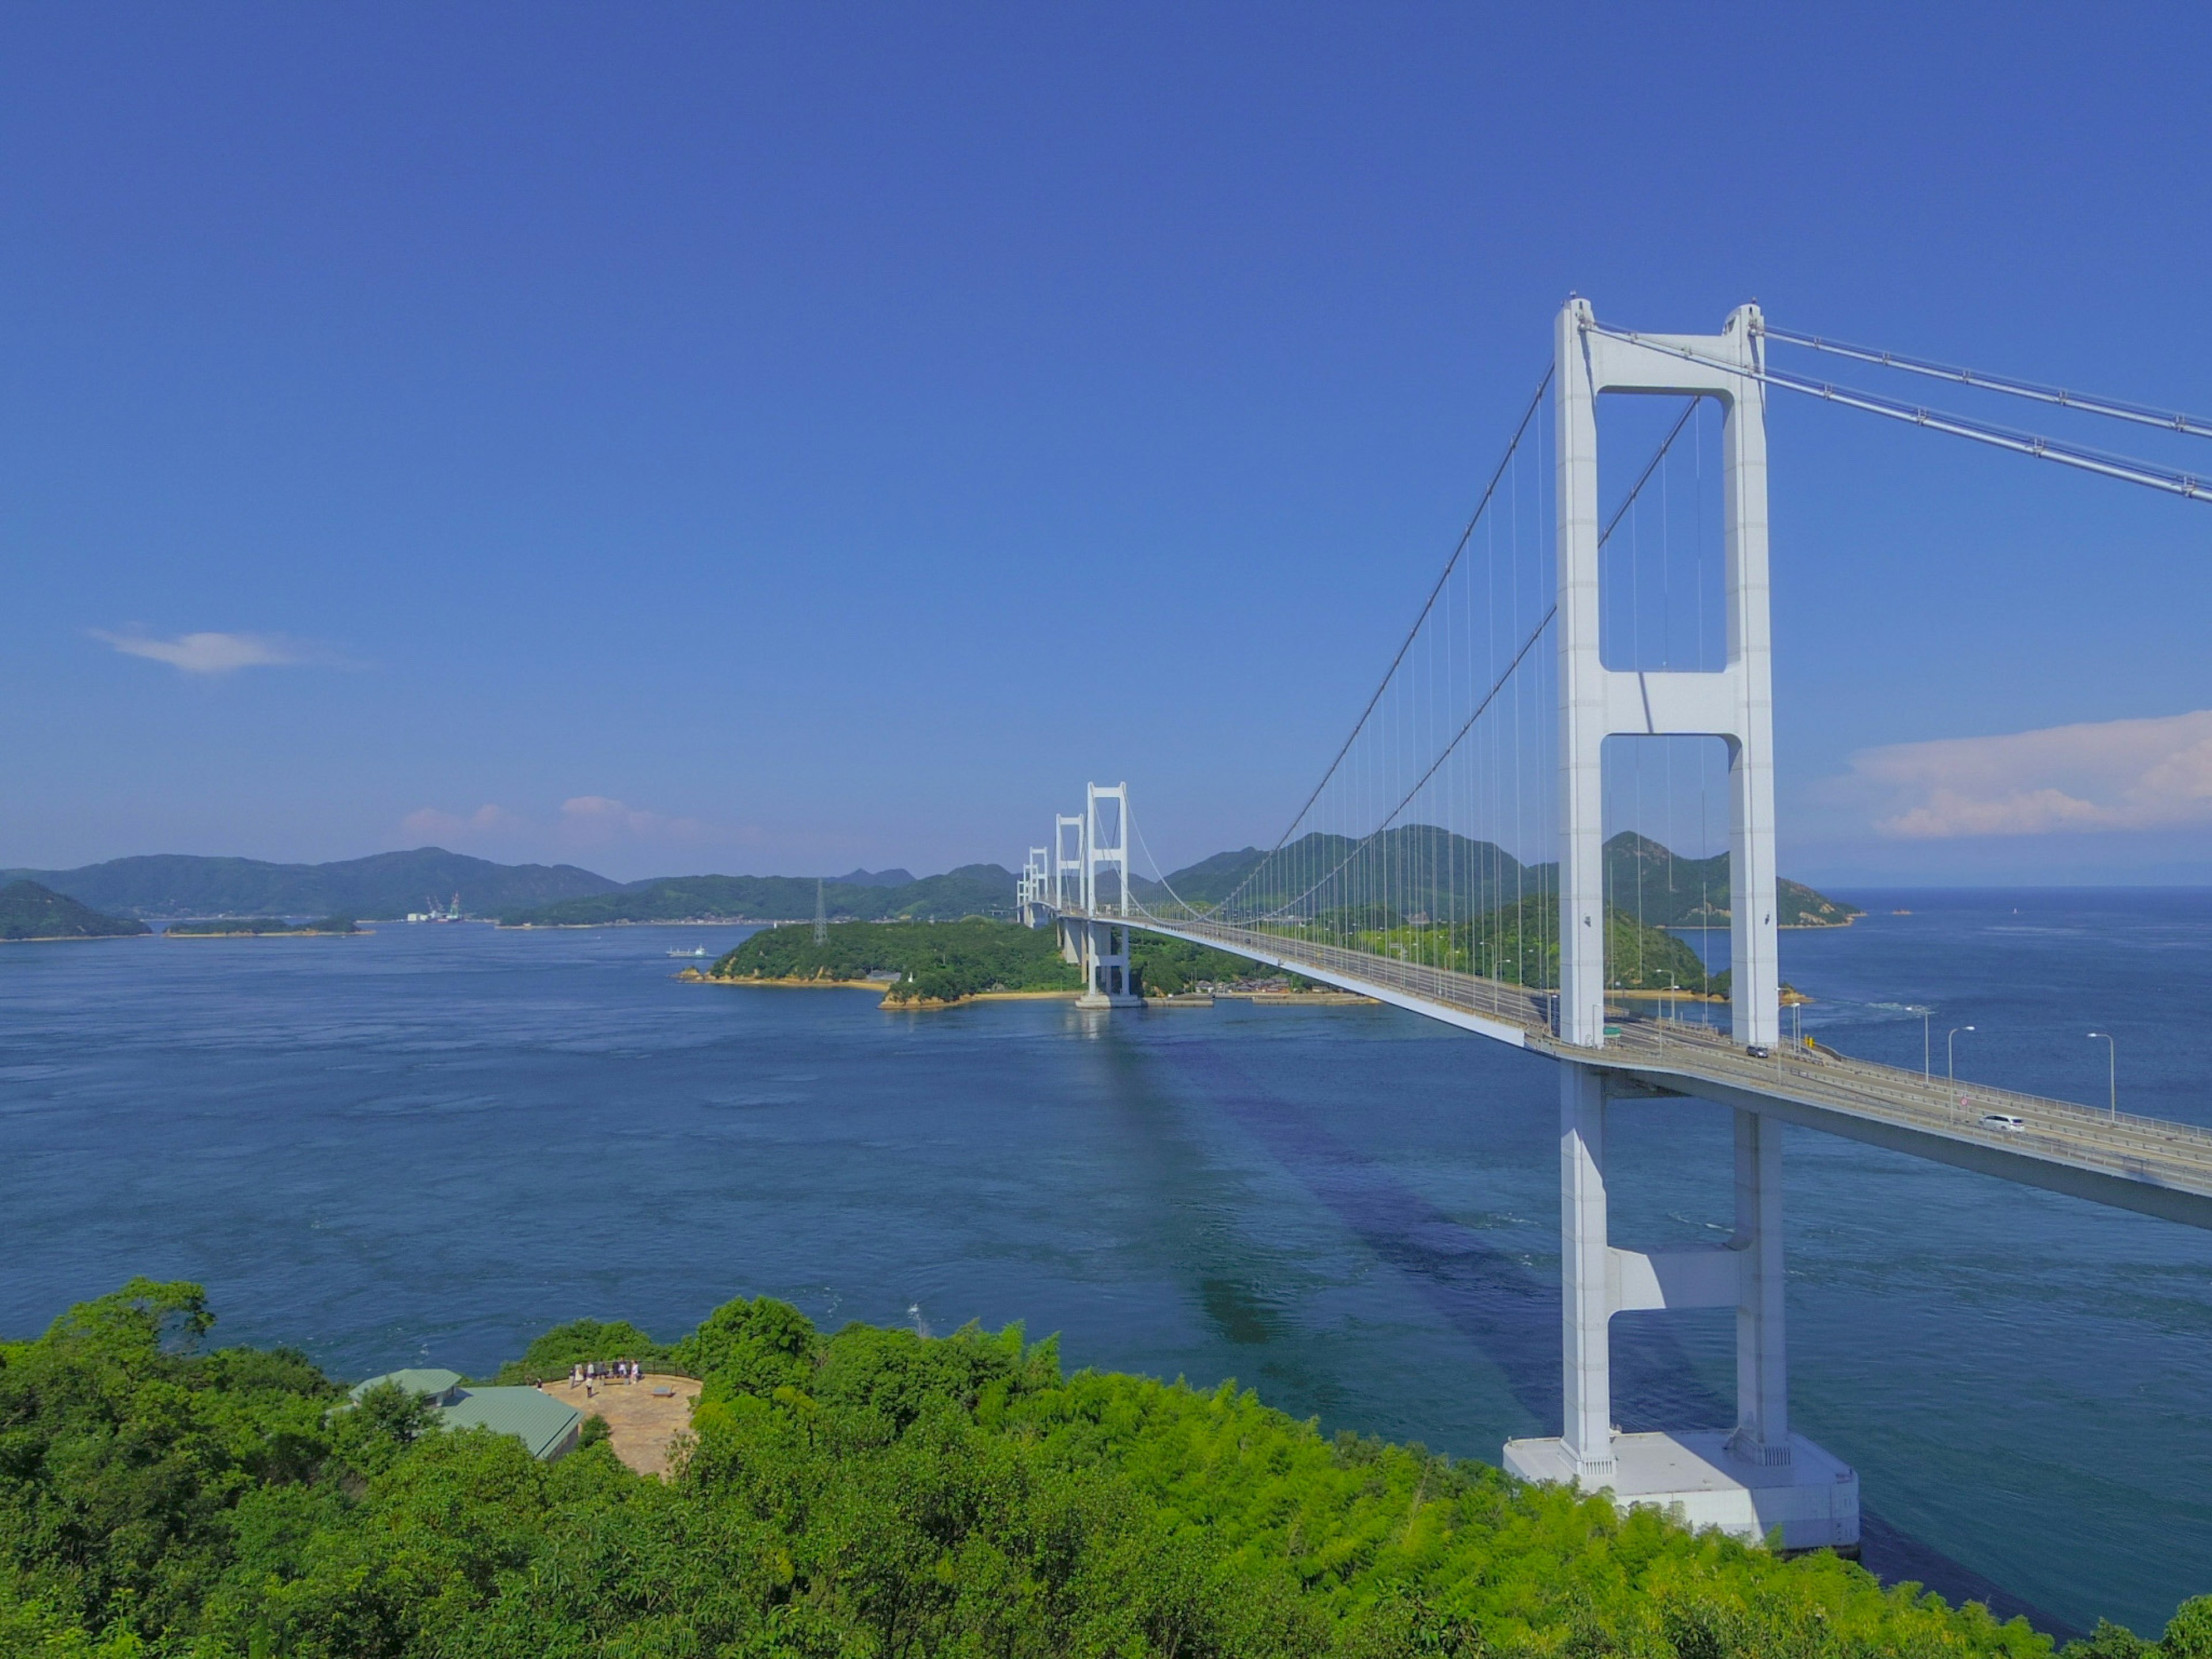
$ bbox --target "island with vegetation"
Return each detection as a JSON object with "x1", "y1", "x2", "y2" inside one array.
[
  {"x1": 698, "y1": 907, "x2": 1736, "y2": 1009},
  {"x1": 0, "y1": 880, "x2": 150, "y2": 941},
  {"x1": 702, "y1": 918, "x2": 1304, "y2": 1005},
  {"x1": 6, "y1": 1274, "x2": 2187, "y2": 1656},
  {"x1": 164, "y1": 915, "x2": 361, "y2": 937}
]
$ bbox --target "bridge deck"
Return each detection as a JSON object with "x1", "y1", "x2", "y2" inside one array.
[{"x1": 1059, "y1": 907, "x2": 2212, "y2": 1229}]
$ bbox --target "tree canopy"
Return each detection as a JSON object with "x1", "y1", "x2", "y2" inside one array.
[{"x1": 1, "y1": 1275, "x2": 2188, "y2": 1655}]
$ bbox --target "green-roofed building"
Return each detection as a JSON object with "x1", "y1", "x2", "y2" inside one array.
[
  {"x1": 350, "y1": 1368, "x2": 582, "y2": 1461},
  {"x1": 350, "y1": 1368, "x2": 464, "y2": 1406}
]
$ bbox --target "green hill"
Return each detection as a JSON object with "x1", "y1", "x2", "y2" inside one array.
[
  {"x1": 710, "y1": 916, "x2": 1079, "y2": 1002},
  {"x1": 1141, "y1": 828, "x2": 1857, "y2": 930},
  {"x1": 1, "y1": 848, "x2": 617, "y2": 921},
  {"x1": 0, "y1": 880, "x2": 151, "y2": 941},
  {"x1": 503, "y1": 864, "x2": 1018, "y2": 926}
]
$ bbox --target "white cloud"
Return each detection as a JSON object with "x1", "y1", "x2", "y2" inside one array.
[
  {"x1": 555, "y1": 795, "x2": 722, "y2": 849},
  {"x1": 1833, "y1": 709, "x2": 2212, "y2": 839},
  {"x1": 90, "y1": 628, "x2": 320, "y2": 675}
]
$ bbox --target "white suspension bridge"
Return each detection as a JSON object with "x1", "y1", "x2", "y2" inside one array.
[{"x1": 1015, "y1": 299, "x2": 2212, "y2": 1555}]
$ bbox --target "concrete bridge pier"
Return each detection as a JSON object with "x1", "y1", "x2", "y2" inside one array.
[
  {"x1": 1503, "y1": 1059, "x2": 1859, "y2": 1552},
  {"x1": 1075, "y1": 919, "x2": 1141, "y2": 1009}
]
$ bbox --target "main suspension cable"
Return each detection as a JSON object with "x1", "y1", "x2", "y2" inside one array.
[
  {"x1": 1759, "y1": 324, "x2": 2212, "y2": 442},
  {"x1": 1590, "y1": 322, "x2": 2211, "y2": 503}
]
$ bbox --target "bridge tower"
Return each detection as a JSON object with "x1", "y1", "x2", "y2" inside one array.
[
  {"x1": 1077, "y1": 782, "x2": 1141, "y2": 1008},
  {"x1": 1052, "y1": 814, "x2": 1086, "y2": 965},
  {"x1": 1504, "y1": 299, "x2": 1858, "y2": 1554},
  {"x1": 1017, "y1": 846, "x2": 1050, "y2": 927}
]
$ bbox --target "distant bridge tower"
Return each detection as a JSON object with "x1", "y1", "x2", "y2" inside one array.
[
  {"x1": 1018, "y1": 846, "x2": 1051, "y2": 927},
  {"x1": 1504, "y1": 298, "x2": 1857, "y2": 1554},
  {"x1": 1052, "y1": 814, "x2": 1086, "y2": 965},
  {"x1": 1077, "y1": 782, "x2": 1141, "y2": 1008}
]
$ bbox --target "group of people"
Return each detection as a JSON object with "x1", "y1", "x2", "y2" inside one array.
[{"x1": 569, "y1": 1359, "x2": 645, "y2": 1396}]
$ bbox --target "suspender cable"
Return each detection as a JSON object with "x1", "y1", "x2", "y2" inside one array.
[
  {"x1": 1214, "y1": 369, "x2": 1554, "y2": 919},
  {"x1": 1251, "y1": 397, "x2": 1702, "y2": 926},
  {"x1": 1759, "y1": 324, "x2": 2212, "y2": 442},
  {"x1": 1588, "y1": 323, "x2": 2212, "y2": 503}
]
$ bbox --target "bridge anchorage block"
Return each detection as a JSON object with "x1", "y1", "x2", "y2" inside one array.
[{"x1": 1502, "y1": 1062, "x2": 1859, "y2": 1555}]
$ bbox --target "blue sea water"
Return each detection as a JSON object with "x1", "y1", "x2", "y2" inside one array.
[{"x1": 2, "y1": 891, "x2": 2209, "y2": 1638}]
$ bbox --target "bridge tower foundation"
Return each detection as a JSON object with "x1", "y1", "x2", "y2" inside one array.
[{"x1": 1503, "y1": 1065, "x2": 1859, "y2": 1552}]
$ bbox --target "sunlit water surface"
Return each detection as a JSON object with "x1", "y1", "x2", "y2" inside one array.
[{"x1": 1, "y1": 890, "x2": 2207, "y2": 1638}]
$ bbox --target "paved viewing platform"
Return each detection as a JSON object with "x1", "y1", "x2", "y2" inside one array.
[{"x1": 539, "y1": 1372, "x2": 703, "y2": 1478}]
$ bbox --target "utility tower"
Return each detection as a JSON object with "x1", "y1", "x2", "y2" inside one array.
[
  {"x1": 813, "y1": 878, "x2": 828, "y2": 945},
  {"x1": 1502, "y1": 298, "x2": 1856, "y2": 1554}
]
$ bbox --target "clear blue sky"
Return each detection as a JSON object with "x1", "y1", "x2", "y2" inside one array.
[{"x1": 5, "y1": 3, "x2": 2209, "y2": 884}]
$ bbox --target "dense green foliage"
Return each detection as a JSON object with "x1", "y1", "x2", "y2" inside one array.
[
  {"x1": 1128, "y1": 934, "x2": 1311, "y2": 995},
  {"x1": 11, "y1": 1275, "x2": 2188, "y2": 1657},
  {"x1": 0, "y1": 880, "x2": 150, "y2": 941},
  {"x1": 1145, "y1": 831, "x2": 1858, "y2": 931},
  {"x1": 164, "y1": 917, "x2": 359, "y2": 937},
  {"x1": 503, "y1": 865, "x2": 1019, "y2": 927},
  {"x1": 0, "y1": 851, "x2": 615, "y2": 922},
  {"x1": 1257, "y1": 896, "x2": 1714, "y2": 995},
  {"x1": 711, "y1": 917, "x2": 1082, "y2": 1002}
]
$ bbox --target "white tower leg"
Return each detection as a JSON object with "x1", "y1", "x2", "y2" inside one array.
[
  {"x1": 1732, "y1": 1109, "x2": 1790, "y2": 1464},
  {"x1": 1559, "y1": 1061, "x2": 1616, "y2": 1481}
]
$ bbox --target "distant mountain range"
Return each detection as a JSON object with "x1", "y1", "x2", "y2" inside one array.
[
  {"x1": 1137, "y1": 829, "x2": 1859, "y2": 929},
  {"x1": 0, "y1": 849, "x2": 618, "y2": 921},
  {"x1": 0, "y1": 832, "x2": 1859, "y2": 930},
  {"x1": 500, "y1": 866, "x2": 1016, "y2": 926}
]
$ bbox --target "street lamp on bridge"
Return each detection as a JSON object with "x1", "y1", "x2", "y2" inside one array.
[
  {"x1": 1947, "y1": 1024, "x2": 1976, "y2": 1126},
  {"x1": 2086, "y1": 1031, "x2": 2117, "y2": 1119}
]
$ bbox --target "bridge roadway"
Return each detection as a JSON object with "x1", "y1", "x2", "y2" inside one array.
[{"x1": 1057, "y1": 905, "x2": 2212, "y2": 1231}]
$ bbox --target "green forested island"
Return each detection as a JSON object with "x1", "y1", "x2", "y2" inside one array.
[
  {"x1": 164, "y1": 916, "x2": 361, "y2": 937},
  {"x1": 707, "y1": 906, "x2": 1721, "y2": 1006},
  {"x1": 10, "y1": 1275, "x2": 2187, "y2": 1657},
  {"x1": 0, "y1": 880, "x2": 150, "y2": 941},
  {"x1": 706, "y1": 918, "x2": 1283, "y2": 1003}
]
